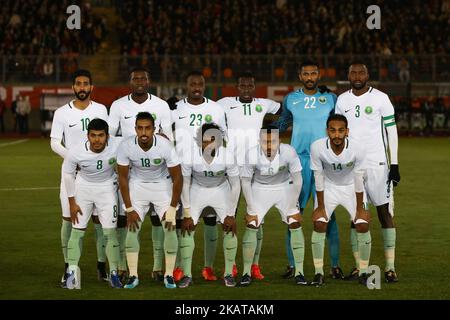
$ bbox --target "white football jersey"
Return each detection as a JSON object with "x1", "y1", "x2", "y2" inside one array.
[
  {"x1": 117, "y1": 134, "x2": 180, "y2": 183},
  {"x1": 335, "y1": 87, "x2": 395, "y2": 166},
  {"x1": 217, "y1": 97, "x2": 280, "y2": 162},
  {"x1": 182, "y1": 145, "x2": 239, "y2": 188},
  {"x1": 50, "y1": 101, "x2": 108, "y2": 150},
  {"x1": 240, "y1": 143, "x2": 302, "y2": 185},
  {"x1": 62, "y1": 136, "x2": 122, "y2": 185},
  {"x1": 172, "y1": 97, "x2": 227, "y2": 162},
  {"x1": 310, "y1": 137, "x2": 366, "y2": 186},
  {"x1": 108, "y1": 93, "x2": 172, "y2": 139}
]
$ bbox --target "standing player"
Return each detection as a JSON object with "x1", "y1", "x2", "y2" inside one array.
[
  {"x1": 172, "y1": 71, "x2": 227, "y2": 281},
  {"x1": 178, "y1": 123, "x2": 241, "y2": 288},
  {"x1": 216, "y1": 71, "x2": 280, "y2": 280},
  {"x1": 309, "y1": 114, "x2": 372, "y2": 287},
  {"x1": 276, "y1": 61, "x2": 343, "y2": 279},
  {"x1": 50, "y1": 69, "x2": 109, "y2": 287},
  {"x1": 117, "y1": 112, "x2": 182, "y2": 289},
  {"x1": 109, "y1": 67, "x2": 173, "y2": 282},
  {"x1": 63, "y1": 119, "x2": 123, "y2": 289},
  {"x1": 239, "y1": 125, "x2": 306, "y2": 286},
  {"x1": 335, "y1": 62, "x2": 400, "y2": 282}
]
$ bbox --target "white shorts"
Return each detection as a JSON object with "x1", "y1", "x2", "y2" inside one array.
[
  {"x1": 60, "y1": 166, "x2": 99, "y2": 218},
  {"x1": 190, "y1": 182, "x2": 231, "y2": 225},
  {"x1": 73, "y1": 180, "x2": 118, "y2": 229},
  {"x1": 250, "y1": 181, "x2": 299, "y2": 227},
  {"x1": 129, "y1": 179, "x2": 172, "y2": 221},
  {"x1": 365, "y1": 165, "x2": 394, "y2": 215},
  {"x1": 313, "y1": 182, "x2": 368, "y2": 224}
]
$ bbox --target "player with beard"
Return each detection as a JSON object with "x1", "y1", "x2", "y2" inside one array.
[
  {"x1": 50, "y1": 69, "x2": 109, "y2": 287},
  {"x1": 276, "y1": 61, "x2": 343, "y2": 280}
]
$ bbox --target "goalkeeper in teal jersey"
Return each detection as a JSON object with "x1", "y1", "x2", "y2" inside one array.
[{"x1": 275, "y1": 61, "x2": 344, "y2": 280}]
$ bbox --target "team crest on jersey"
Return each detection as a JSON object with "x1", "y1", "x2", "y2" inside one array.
[
  {"x1": 151, "y1": 113, "x2": 157, "y2": 120},
  {"x1": 108, "y1": 157, "x2": 116, "y2": 166},
  {"x1": 278, "y1": 165, "x2": 286, "y2": 171},
  {"x1": 153, "y1": 158, "x2": 162, "y2": 165},
  {"x1": 346, "y1": 161, "x2": 354, "y2": 167},
  {"x1": 255, "y1": 104, "x2": 263, "y2": 112},
  {"x1": 365, "y1": 106, "x2": 373, "y2": 114},
  {"x1": 205, "y1": 114, "x2": 213, "y2": 123},
  {"x1": 318, "y1": 96, "x2": 327, "y2": 104},
  {"x1": 216, "y1": 170, "x2": 225, "y2": 176}
]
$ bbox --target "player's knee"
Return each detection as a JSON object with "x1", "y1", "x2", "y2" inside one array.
[
  {"x1": 203, "y1": 216, "x2": 217, "y2": 226},
  {"x1": 377, "y1": 204, "x2": 394, "y2": 228},
  {"x1": 117, "y1": 215, "x2": 127, "y2": 228},
  {"x1": 92, "y1": 215, "x2": 100, "y2": 224},
  {"x1": 355, "y1": 223, "x2": 369, "y2": 233},
  {"x1": 314, "y1": 221, "x2": 328, "y2": 233},
  {"x1": 245, "y1": 214, "x2": 258, "y2": 229},
  {"x1": 150, "y1": 214, "x2": 162, "y2": 226},
  {"x1": 287, "y1": 213, "x2": 302, "y2": 229}
]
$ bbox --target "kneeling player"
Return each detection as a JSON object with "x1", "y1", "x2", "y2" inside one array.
[
  {"x1": 63, "y1": 119, "x2": 122, "y2": 289},
  {"x1": 310, "y1": 114, "x2": 371, "y2": 286},
  {"x1": 240, "y1": 125, "x2": 306, "y2": 286},
  {"x1": 117, "y1": 112, "x2": 182, "y2": 289},
  {"x1": 178, "y1": 123, "x2": 241, "y2": 288}
]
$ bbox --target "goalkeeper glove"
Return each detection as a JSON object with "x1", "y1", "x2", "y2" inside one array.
[{"x1": 388, "y1": 164, "x2": 400, "y2": 187}]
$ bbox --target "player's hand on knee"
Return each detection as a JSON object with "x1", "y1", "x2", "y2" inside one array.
[
  {"x1": 245, "y1": 214, "x2": 258, "y2": 228},
  {"x1": 164, "y1": 206, "x2": 177, "y2": 231},
  {"x1": 181, "y1": 217, "x2": 194, "y2": 236},
  {"x1": 355, "y1": 208, "x2": 371, "y2": 224},
  {"x1": 312, "y1": 207, "x2": 327, "y2": 222},
  {"x1": 223, "y1": 216, "x2": 237, "y2": 236},
  {"x1": 127, "y1": 211, "x2": 141, "y2": 232},
  {"x1": 70, "y1": 204, "x2": 82, "y2": 225}
]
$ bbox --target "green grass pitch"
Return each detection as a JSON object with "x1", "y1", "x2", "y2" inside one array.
[{"x1": 0, "y1": 137, "x2": 449, "y2": 300}]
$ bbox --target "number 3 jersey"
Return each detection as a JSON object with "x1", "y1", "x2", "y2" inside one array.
[
  {"x1": 117, "y1": 134, "x2": 180, "y2": 183},
  {"x1": 62, "y1": 136, "x2": 122, "y2": 185},
  {"x1": 280, "y1": 89, "x2": 336, "y2": 157},
  {"x1": 335, "y1": 87, "x2": 395, "y2": 167},
  {"x1": 310, "y1": 137, "x2": 366, "y2": 186},
  {"x1": 50, "y1": 100, "x2": 108, "y2": 150}
]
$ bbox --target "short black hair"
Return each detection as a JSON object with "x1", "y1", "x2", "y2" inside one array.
[
  {"x1": 135, "y1": 111, "x2": 155, "y2": 127},
  {"x1": 298, "y1": 60, "x2": 319, "y2": 72},
  {"x1": 260, "y1": 124, "x2": 280, "y2": 135},
  {"x1": 72, "y1": 69, "x2": 92, "y2": 85},
  {"x1": 130, "y1": 67, "x2": 150, "y2": 78},
  {"x1": 87, "y1": 118, "x2": 108, "y2": 135},
  {"x1": 166, "y1": 96, "x2": 179, "y2": 110},
  {"x1": 236, "y1": 71, "x2": 254, "y2": 82},
  {"x1": 185, "y1": 70, "x2": 204, "y2": 82},
  {"x1": 348, "y1": 61, "x2": 368, "y2": 72},
  {"x1": 327, "y1": 114, "x2": 348, "y2": 128}
]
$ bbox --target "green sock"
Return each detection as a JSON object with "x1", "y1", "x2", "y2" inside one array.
[
  {"x1": 311, "y1": 231, "x2": 326, "y2": 275},
  {"x1": 382, "y1": 228, "x2": 396, "y2": 271},
  {"x1": 180, "y1": 231, "x2": 195, "y2": 277},
  {"x1": 223, "y1": 232, "x2": 237, "y2": 276},
  {"x1": 152, "y1": 225, "x2": 164, "y2": 272},
  {"x1": 67, "y1": 229, "x2": 85, "y2": 267},
  {"x1": 203, "y1": 224, "x2": 218, "y2": 268},
  {"x1": 125, "y1": 221, "x2": 141, "y2": 277},
  {"x1": 350, "y1": 227, "x2": 360, "y2": 268},
  {"x1": 117, "y1": 227, "x2": 128, "y2": 271},
  {"x1": 176, "y1": 228, "x2": 182, "y2": 268},
  {"x1": 357, "y1": 231, "x2": 372, "y2": 274},
  {"x1": 163, "y1": 226, "x2": 178, "y2": 277},
  {"x1": 103, "y1": 228, "x2": 120, "y2": 272},
  {"x1": 94, "y1": 223, "x2": 106, "y2": 263},
  {"x1": 61, "y1": 220, "x2": 72, "y2": 263},
  {"x1": 252, "y1": 225, "x2": 263, "y2": 265},
  {"x1": 290, "y1": 227, "x2": 305, "y2": 276},
  {"x1": 242, "y1": 227, "x2": 258, "y2": 275}
]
